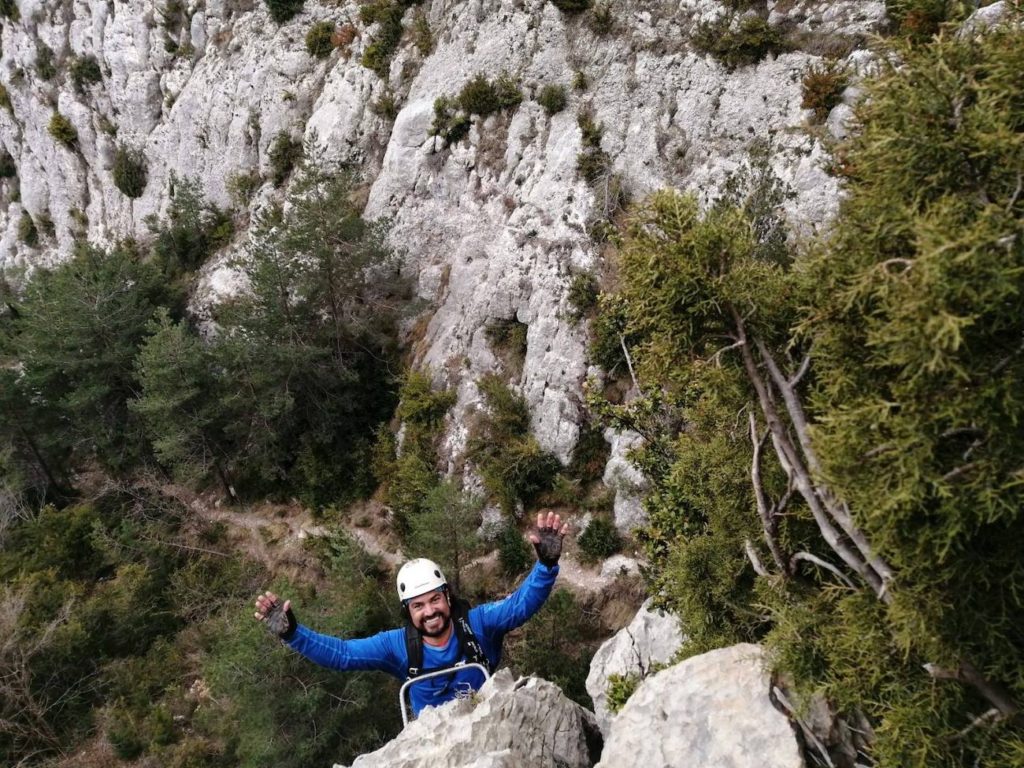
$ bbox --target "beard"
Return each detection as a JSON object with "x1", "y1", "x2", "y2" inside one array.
[{"x1": 417, "y1": 611, "x2": 451, "y2": 638}]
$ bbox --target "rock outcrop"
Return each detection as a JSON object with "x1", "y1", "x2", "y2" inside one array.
[
  {"x1": 585, "y1": 597, "x2": 683, "y2": 734},
  {"x1": 336, "y1": 669, "x2": 602, "y2": 768},
  {"x1": 596, "y1": 643, "x2": 804, "y2": 768}
]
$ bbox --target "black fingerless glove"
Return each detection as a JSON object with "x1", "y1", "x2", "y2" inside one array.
[
  {"x1": 533, "y1": 526, "x2": 563, "y2": 568},
  {"x1": 265, "y1": 601, "x2": 297, "y2": 641}
]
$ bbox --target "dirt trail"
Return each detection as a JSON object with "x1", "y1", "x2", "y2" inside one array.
[{"x1": 167, "y1": 484, "x2": 638, "y2": 608}]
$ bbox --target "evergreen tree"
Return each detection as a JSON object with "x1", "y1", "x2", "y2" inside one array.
[
  {"x1": 4, "y1": 244, "x2": 165, "y2": 473},
  {"x1": 593, "y1": 16, "x2": 1024, "y2": 766},
  {"x1": 407, "y1": 481, "x2": 483, "y2": 594}
]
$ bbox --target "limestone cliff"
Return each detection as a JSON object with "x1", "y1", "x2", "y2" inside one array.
[{"x1": 0, "y1": 0, "x2": 886, "y2": 526}]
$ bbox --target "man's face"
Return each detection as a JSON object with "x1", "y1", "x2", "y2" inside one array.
[{"x1": 407, "y1": 589, "x2": 451, "y2": 638}]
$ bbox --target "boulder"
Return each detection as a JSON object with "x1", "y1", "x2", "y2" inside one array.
[
  {"x1": 337, "y1": 669, "x2": 602, "y2": 768},
  {"x1": 585, "y1": 598, "x2": 684, "y2": 734},
  {"x1": 596, "y1": 644, "x2": 804, "y2": 768}
]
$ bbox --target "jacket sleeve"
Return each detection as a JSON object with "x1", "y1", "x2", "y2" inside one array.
[
  {"x1": 474, "y1": 561, "x2": 559, "y2": 636},
  {"x1": 285, "y1": 625, "x2": 406, "y2": 677}
]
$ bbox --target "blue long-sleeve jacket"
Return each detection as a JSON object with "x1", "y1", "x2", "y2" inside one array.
[{"x1": 286, "y1": 561, "x2": 558, "y2": 716}]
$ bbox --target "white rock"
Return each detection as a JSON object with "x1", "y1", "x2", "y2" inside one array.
[
  {"x1": 337, "y1": 669, "x2": 602, "y2": 768},
  {"x1": 602, "y1": 429, "x2": 649, "y2": 532},
  {"x1": 585, "y1": 598, "x2": 684, "y2": 734},
  {"x1": 596, "y1": 644, "x2": 804, "y2": 768}
]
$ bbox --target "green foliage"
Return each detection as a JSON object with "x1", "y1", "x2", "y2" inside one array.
[
  {"x1": 47, "y1": 111, "x2": 77, "y2": 147},
  {"x1": 505, "y1": 589, "x2": 599, "y2": 707},
  {"x1": 411, "y1": 9, "x2": 432, "y2": 55},
  {"x1": 0, "y1": 83, "x2": 12, "y2": 113},
  {"x1": 484, "y1": 318, "x2": 528, "y2": 372},
  {"x1": 226, "y1": 169, "x2": 262, "y2": 208},
  {"x1": 692, "y1": 15, "x2": 788, "y2": 69},
  {"x1": 577, "y1": 515, "x2": 621, "y2": 563},
  {"x1": 591, "y1": 18, "x2": 1024, "y2": 767},
  {"x1": 568, "y1": 421, "x2": 609, "y2": 484},
  {"x1": 406, "y1": 481, "x2": 483, "y2": 593},
  {"x1": 0, "y1": 0, "x2": 19, "y2": 21},
  {"x1": 306, "y1": 21, "x2": 336, "y2": 58},
  {"x1": 549, "y1": 0, "x2": 591, "y2": 12},
  {"x1": 150, "y1": 175, "x2": 233, "y2": 289},
  {"x1": 567, "y1": 272, "x2": 598, "y2": 322},
  {"x1": 576, "y1": 110, "x2": 610, "y2": 184},
  {"x1": 35, "y1": 42, "x2": 56, "y2": 80},
  {"x1": 69, "y1": 55, "x2": 102, "y2": 92},
  {"x1": 468, "y1": 374, "x2": 561, "y2": 514},
  {"x1": 268, "y1": 131, "x2": 302, "y2": 187},
  {"x1": 587, "y1": 3, "x2": 614, "y2": 35},
  {"x1": 139, "y1": 155, "x2": 403, "y2": 506},
  {"x1": 112, "y1": 144, "x2": 148, "y2": 198},
  {"x1": 16, "y1": 211, "x2": 37, "y2": 246},
  {"x1": 359, "y1": 0, "x2": 412, "y2": 78},
  {"x1": 457, "y1": 72, "x2": 522, "y2": 116},
  {"x1": 605, "y1": 672, "x2": 640, "y2": 713},
  {"x1": 5, "y1": 244, "x2": 167, "y2": 471},
  {"x1": 371, "y1": 89, "x2": 399, "y2": 121},
  {"x1": 263, "y1": 0, "x2": 304, "y2": 23},
  {"x1": 431, "y1": 95, "x2": 470, "y2": 144},
  {"x1": 379, "y1": 372, "x2": 455, "y2": 533},
  {"x1": 801, "y1": 61, "x2": 849, "y2": 123},
  {"x1": 496, "y1": 521, "x2": 532, "y2": 577},
  {"x1": 885, "y1": 0, "x2": 969, "y2": 43},
  {"x1": 537, "y1": 83, "x2": 567, "y2": 116}
]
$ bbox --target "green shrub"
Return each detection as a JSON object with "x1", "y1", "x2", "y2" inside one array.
[
  {"x1": 549, "y1": 0, "x2": 591, "y2": 12},
  {"x1": 485, "y1": 319, "x2": 528, "y2": 369},
  {"x1": 569, "y1": 421, "x2": 609, "y2": 483},
  {"x1": 692, "y1": 16, "x2": 787, "y2": 69},
  {"x1": 497, "y1": 521, "x2": 532, "y2": 576},
  {"x1": 572, "y1": 70, "x2": 588, "y2": 91},
  {"x1": 226, "y1": 169, "x2": 262, "y2": 208},
  {"x1": 537, "y1": 83, "x2": 567, "y2": 115},
  {"x1": 885, "y1": 0, "x2": 955, "y2": 42},
  {"x1": 359, "y1": 1, "x2": 407, "y2": 78},
  {"x1": 0, "y1": 150, "x2": 15, "y2": 178},
  {"x1": 567, "y1": 272, "x2": 598, "y2": 321},
  {"x1": 70, "y1": 55, "x2": 103, "y2": 92},
  {"x1": 35, "y1": 42, "x2": 57, "y2": 80},
  {"x1": 605, "y1": 672, "x2": 640, "y2": 713},
  {"x1": 801, "y1": 62, "x2": 848, "y2": 123},
  {"x1": 371, "y1": 89, "x2": 399, "y2": 120},
  {"x1": 468, "y1": 375, "x2": 561, "y2": 514},
  {"x1": 576, "y1": 110, "x2": 610, "y2": 184},
  {"x1": 112, "y1": 145, "x2": 148, "y2": 198},
  {"x1": 17, "y1": 212, "x2": 38, "y2": 246},
  {"x1": 264, "y1": 0, "x2": 304, "y2": 23},
  {"x1": 588, "y1": 3, "x2": 614, "y2": 35},
  {"x1": 108, "y1": 707, "x2": 146, "y2": 760},
  {"x1": 268, "y1": 131, "x2": 302, "y2": 187},
  {"x1": 396, "y1": 371, "x2": 457, "y2": 425},
  {"x1": 0, "y1": 0, "x2": 20, "y2": 21},
  {"x1": 431, "y1": 95, "x2": 470, "y2": 144},
  {"x1": 48, "y1": 111, "x2": 78, "y2": 147},
  {"x1": 577, "y1": 515, "x2": 621, "y2": 563},
  {"x1": 305, "y1": 21, "x2": 336, "y2": 58},
  {"x1": 457, "y1": 72, "x2": 523, "y2": 117},
  {"x1": 412, "y1": 10, "x2": 433, "y2": 55}
]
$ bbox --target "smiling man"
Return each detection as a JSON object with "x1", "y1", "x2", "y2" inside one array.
[{"x1": 254, "y1": 511, "x2": 570, "y2": 719}]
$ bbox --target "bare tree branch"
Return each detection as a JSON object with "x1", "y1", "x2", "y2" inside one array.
[
  {"x1": 744, "y1": 539, "x2": 771, "y2": 578},
  {"x1": 790, "y1": 551, "x2": 856, "y2": 589},
  {"x1": 749, "y1": 413, "x2": 789, "y2": 575}
]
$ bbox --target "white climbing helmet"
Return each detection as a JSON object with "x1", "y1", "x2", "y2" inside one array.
[{"x1": 396, "y1": 558, "x2": 447, "y2": 603}]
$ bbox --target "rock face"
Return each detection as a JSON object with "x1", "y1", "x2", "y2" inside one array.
[
  {"x1": 0, "y1": 1, "x2": 889, "y2": 491},
  {"x1": 337, "y1": 669, "x2": 602, "y2": 768},
  {"x1": 585, "y1": 597, "x2": 684, "y2": 734},
  {"x1": 596, "y1": 643, "x2": 804, "y2": 768}
]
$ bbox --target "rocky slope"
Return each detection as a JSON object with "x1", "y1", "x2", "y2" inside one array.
[{"x1": 0, "y1": 0, "x2": 886, "y2": 527}]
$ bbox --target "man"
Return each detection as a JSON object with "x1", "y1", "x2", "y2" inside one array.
[{"x1": 254, "y1": 511, "x2": 570, "y2": 718}]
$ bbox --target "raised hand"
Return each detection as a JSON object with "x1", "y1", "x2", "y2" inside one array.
[
  {"x1": 528, "y1": 511, "x2": 570, "y2": 567},
  {"x1": 254, "y1": 591, "x2": 297, "y2": 639}
]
